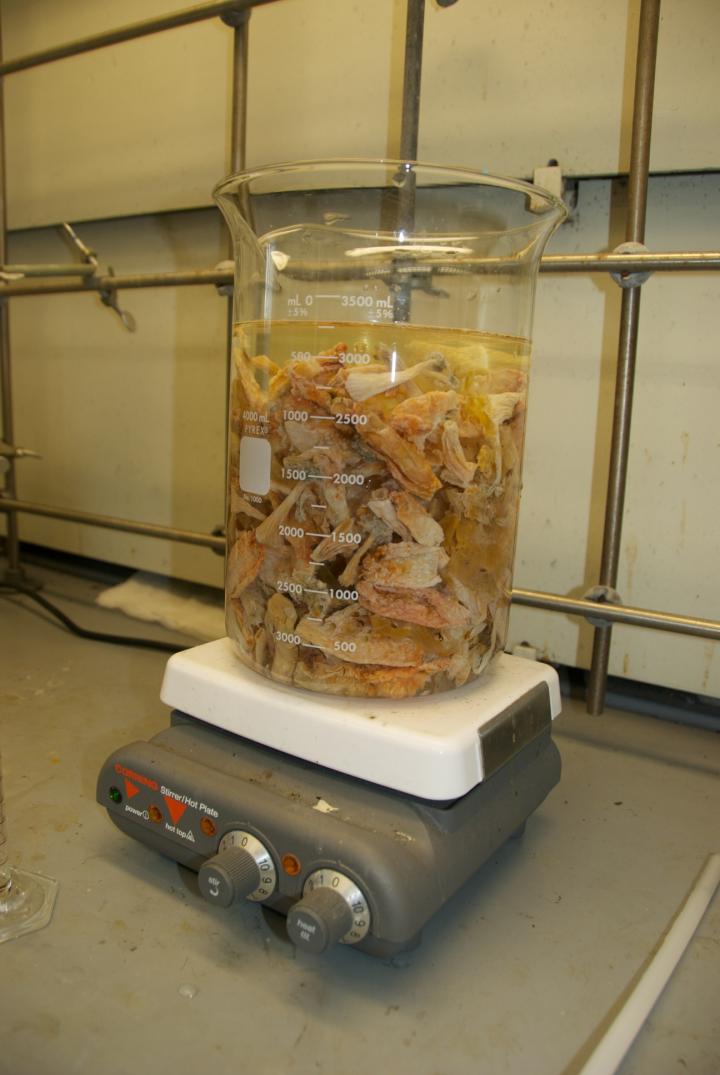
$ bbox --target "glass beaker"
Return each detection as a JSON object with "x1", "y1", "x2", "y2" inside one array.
[{"x1": 215, "y1": 160, "x2": 565, "y2": 699}]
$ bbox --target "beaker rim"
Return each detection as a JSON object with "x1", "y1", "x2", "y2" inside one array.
[{"x1": 213, "y1": 157, "x2": 567, "y2": 231}]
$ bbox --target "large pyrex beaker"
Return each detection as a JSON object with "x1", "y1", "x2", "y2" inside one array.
[{"x1": 214, "y1": 160, "x2": 565, "y2": 699}]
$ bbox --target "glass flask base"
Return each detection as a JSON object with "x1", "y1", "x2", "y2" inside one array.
[{"x1": 0, "y1": 867, "x2": 58, "y2": 944}]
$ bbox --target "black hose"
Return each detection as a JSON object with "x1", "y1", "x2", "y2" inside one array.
[{"x1": 0, "y1": 582, "x2": 184, "y2": 654}]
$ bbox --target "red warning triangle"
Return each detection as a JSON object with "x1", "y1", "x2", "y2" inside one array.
[
  {"x1": 124, "y1": 778, "x2": 140, "y2": 799},
  {"x1": 163, "y1": 796, "x2": 188, "y2": 825}
]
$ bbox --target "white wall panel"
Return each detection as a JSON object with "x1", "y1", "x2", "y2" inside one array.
[
  {"x1": 3, "y1": 0, "x2": 719, "y2": 228},
  {"x1": 508, "y1": 175, "x2": 720, "y2": 696},
  {"x1": 7, "y1": 211, "x2": 227, "y2": 588},
  {"x1": 3, "y1": 0, "x2": 231, "y2": 228},
  {"x1": 420, "y1": 0, "x2": 720, "y2": 178}
]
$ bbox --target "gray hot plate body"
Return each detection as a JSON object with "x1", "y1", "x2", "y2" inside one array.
[{"x1": 97, "y1": 705, "x2": 560, "y2": 959}]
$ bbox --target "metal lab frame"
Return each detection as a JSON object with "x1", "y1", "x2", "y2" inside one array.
[{"x1": 0, "y1": 0, "x2": 718, "y2": 713}]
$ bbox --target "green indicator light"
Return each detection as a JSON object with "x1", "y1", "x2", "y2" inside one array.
[{"x1": 109, "y1": 786, "x2": 123, "y2": 804}]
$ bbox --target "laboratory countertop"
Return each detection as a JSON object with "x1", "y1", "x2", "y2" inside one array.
[{"x1": 1, "y1": 566, "x2": 718, "y2": 1075}]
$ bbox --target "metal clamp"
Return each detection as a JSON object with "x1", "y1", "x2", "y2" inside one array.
[
  {"x1": 59, "y1": 222, "x2": 98, "y2": 272},
  {"x1": 214, "y1": 260, "x2": 234, "y2": 298},
  {"x1": 582, "y1": 585, "x2": 624, "y2": 628},
  {"x1": 0, "y1": 440, "x2": 41, "y2": 460},
  {"x1": 610, "y1": 241, "x2": 653, "y2": 288},
  {"x1": 60, "y1": 223, "x2": 136, "y2": 331},
  {"x1": 1, "y1": 224, "x2": 101, "y2": 285},
  {"x1": 0, "y1": 268, "x2": 24, "y2": 284},
  {"x1": 99, "y1": 269, "x2": 136, "y2": 332},
  {"x1": 0, "y1": 440, "x2": 41, "y2": 481}
]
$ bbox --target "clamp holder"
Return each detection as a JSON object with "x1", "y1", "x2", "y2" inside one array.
[
  {"x1": 214, "y1": 260, "x2": 234, "y2": 298},
  {"x1": 582, "y1": 585, "x2": 624, "y2": 628},
  {"x1": 610, "y1": 241, "x2": 653, "y2": 288}
]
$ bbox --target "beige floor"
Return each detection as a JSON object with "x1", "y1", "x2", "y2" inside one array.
[{"x1": 1, "y1": 564, "x2": 718, "y2": 1075}]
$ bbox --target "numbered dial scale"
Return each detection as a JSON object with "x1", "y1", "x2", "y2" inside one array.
[
  {"x1": 97, "y1": 640, "x2": 561, "y2": 959},
  {"x1": 198, "y1": 830, "x2": 277, "y2": 906},
  {"x1": 287, "y1": 869, "x2": 372, "y2": 951}
]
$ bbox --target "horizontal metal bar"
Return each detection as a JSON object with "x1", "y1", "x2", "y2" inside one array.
[
  {"x1": 0, "y1": 268, "x2": 229, "y2": 298},
  {"x1": 0, "y1": 496, "x2": 225, "y2": 551},
  {"x1": 512, "y1": 587, "x2": 720, "y2": 641},
  {"x1": 0, "y1": 252, "x2": 718, "y2": 299},
  {"x1": 1, "y1": 495, "x2": 717, "y2": 640},
  {"x1": 540, "y1": 251, "x2": 720, "y2": 273},
  {"x1": 1, "y1": 263, "x2": 96, "y2": 278},
  {"x1": 0, "y1": 0, "x2": 281, "y2": 77}
]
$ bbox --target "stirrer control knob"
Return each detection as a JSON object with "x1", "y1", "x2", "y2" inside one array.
[{"x1": 198, "y1": 830, "x2": 276, "y2": 906}]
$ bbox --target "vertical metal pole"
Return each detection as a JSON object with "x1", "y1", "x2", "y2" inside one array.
[
  {"x1": 393, "y1": 0, "x2": 425, "y2": 323},
  {"x1": 221, "y1": 10, "x2": 250, "y2": 523},
  {"x1": 226, "y1": 10, "x2": 249, "y2": 176},
  {"x1": 0, "y1": 18, "x2": 20, "y2": 580},
  {"x1": 0, "y1": 753, "x2": 9, "y2": 892},
  {"x1": 586, "y1": 0, "x2": 661, "y2": 714},
  {"x1": 399, "y1": 0, "x2": 425, "y2": 162}
]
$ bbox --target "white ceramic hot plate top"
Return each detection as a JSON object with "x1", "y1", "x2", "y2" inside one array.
[{"x1": 160, "y1": 638, "x2": 561, "y2": 801}]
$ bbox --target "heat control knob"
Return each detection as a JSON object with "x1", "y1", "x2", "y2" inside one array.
[
  {"x1": 286, "y1": 868, "x2": 371, "y2": 953},
  {"x1": 198, "y1": 830, "x2": 276, "y2": 907}
]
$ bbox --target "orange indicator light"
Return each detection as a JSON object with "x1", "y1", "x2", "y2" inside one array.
[
  {"x1": 148, "y1": 804, "x2": 163, "y2": 824},
  {"x1": 200, "y1": 817, "x2": 217, "y2": 837},
  {"x1": 282, "y1": 854, "x2": 302, "y2": 876}
]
